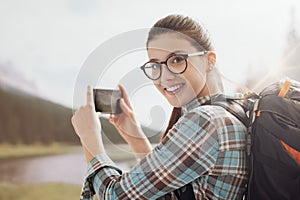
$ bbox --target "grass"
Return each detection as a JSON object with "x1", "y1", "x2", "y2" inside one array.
[
  {"x1": 0, "y1": 143, "x2": 72, "y2": 160},
  {"x1": 0, "y1": 182, "x2": 82, "y2": 200}
]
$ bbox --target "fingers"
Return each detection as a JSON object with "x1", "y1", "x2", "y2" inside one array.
[
  {"x1": 119, "y1": 98, "x2": 133, "y2": 118},
  {"x1": 71, "y1": 115, "x2": 79, "y2": 136},
  {"x1": 109, "y1": 114, "x2": 115, "y2": 124},
  {"x1": 86, "y1": 85, "x2": 94, "y2": 107},
  {"x1": 118, "y1": 84, "x2": 132, "y2": 109},
  {"x1": 71, "y1": 116, "x2": 76, "y2": 128}
]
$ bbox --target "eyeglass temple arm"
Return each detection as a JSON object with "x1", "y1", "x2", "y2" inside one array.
[{"x1": 188, "y1": 51, "x2": 208, "y2": 57}]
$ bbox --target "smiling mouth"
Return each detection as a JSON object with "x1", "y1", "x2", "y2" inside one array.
[{"x1": 164, "y1": 83, "x2": 184, "y2": 94}]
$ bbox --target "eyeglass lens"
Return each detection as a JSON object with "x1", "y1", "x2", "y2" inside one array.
[{"x1": 143, "y1": 55, "x2": 187, "y2": 80}]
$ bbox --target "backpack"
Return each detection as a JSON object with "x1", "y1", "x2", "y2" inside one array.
[
  {"x1": 244, "y1": 79, "x2": 300, "y2": 200},
  {"x1": 174, "y1": 78, "x2": 300, "y2": 200}
]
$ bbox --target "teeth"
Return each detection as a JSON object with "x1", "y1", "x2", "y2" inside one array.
[{"x1": 166, "y1": 84, "x2": 183, "y2": 92}]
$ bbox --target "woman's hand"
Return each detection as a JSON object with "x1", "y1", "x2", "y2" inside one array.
[
  {"x1": 71, "y1": 85, "x2": 105, "y2": 159},
  {"x1": 110, "y1": 85, "x2": 152, "y2": 159}
]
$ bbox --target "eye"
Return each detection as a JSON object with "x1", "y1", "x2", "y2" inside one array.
[
  {"x1": 170, "y1": 55, "x2": 185, "y2": 64},
  {"x1": 151, "y1": 63, "x2": 160, "y2": 70}
]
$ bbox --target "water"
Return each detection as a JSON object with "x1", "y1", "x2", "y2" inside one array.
[{"x1": 0, "y1": 152, "x2": 131, "y2": 185}]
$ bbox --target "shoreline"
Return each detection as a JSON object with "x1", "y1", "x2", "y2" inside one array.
[
  {"x1": 0, "y1": 143, "x2": 137, "y2": 163},
  {"x1": 0, "y1": 143, "x2": 78, "y2": 161}
]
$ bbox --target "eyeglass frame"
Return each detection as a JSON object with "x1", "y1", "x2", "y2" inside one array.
[{"x1": 140, "y1": 51, "x2": 209, "y2": 80}]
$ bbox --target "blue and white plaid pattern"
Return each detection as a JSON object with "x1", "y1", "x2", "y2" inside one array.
[{"x1": 80, "y1": 96, "x2": 248, "y2": 200}]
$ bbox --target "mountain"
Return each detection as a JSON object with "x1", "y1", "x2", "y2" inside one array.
[
  {"x1": 0, "y1": 83, "x2": 78, "y2": 144},
  {"x1": 0, "y1": 61, "x2": 161, "y2": 144},
  {"x1": 0, "y1": 82, "x2": 161, "y2": 145},
  {"x1": 0, "y1": 61, "x2": 44, "y2": 98}
]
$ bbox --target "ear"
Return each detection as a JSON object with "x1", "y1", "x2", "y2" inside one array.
[{"x1": 206, "y1": 51, "x2": 216, "y2": 72}]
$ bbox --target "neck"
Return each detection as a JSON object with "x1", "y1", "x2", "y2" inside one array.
[{"x1": 197, "y1": 83, "x2": 210, "y2": 98}]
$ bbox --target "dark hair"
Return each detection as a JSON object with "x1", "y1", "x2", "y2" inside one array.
[
  {"x1": 147, "y1": 14, "x2": 214, "y2": 51},
  {"x1": 146, "y1": 14, "x2": 215, "y2": 140}
]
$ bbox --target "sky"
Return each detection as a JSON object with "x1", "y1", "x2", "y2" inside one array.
[{"x1": 1, "y1": 0, "x2": 300, "y2": 130}]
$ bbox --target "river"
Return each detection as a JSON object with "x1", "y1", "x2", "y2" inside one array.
[{"x1": 0, "y1": 152, "x2": 132, "y2": 185}]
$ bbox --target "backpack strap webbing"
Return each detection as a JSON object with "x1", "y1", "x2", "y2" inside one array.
[{"x1": 210, "y1": 94, "x2": 250, "y2": 127}]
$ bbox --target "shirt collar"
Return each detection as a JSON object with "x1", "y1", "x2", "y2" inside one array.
[{"x1": 182, "y1": 95, "x2": 211, "y2": 114}]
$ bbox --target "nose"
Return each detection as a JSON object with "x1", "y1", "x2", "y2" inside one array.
[{"x1": 159, "y1": 64, "x2": 176, "y2": 82}]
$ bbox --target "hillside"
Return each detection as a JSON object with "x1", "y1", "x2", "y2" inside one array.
[
  {"x1": 0, "y1": 85, "x2": 78, "y2": 144},
  {"x1": 0, "y1": 85, "x2": 161, "y2": 145}
]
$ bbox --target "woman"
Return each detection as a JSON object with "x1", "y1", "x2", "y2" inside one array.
[{"x1": 71, "y1": 14, "x2": 248, "y2": 200}]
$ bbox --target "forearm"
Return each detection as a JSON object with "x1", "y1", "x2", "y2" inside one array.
[
  {"x1": 126, "y1": 135, "x2": 152, "y2": 159},
  {"x1": 82, "y1": 128, "x2": 204, "y2": 200},
  {"x1": 83, "y1": 145, "x2": 95, "y2": 163},
  {"x1": 81, "y1": 154, "x2": 122, "y2": 200},
  {"x1": 115, "y1": 124, "x2": 153, "y2": 159},
  {"x1": 80, "y1": 129, "x2": 151, "y2": 163},
  {"x1": 81, "y1": 137, "x2": 106, "y2": 163}
]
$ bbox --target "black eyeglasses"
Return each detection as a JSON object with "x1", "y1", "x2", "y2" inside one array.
[{"x1": 140, "y1": 51, "x2": 208, "y2": 80}]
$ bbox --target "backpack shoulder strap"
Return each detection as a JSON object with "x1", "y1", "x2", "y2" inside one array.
[{"x1": 210, "y1": 94, "x2": 251, "y2": 127}]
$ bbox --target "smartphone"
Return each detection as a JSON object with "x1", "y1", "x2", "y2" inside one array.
[{"x1": 93, "y1": 88, "x2": 122, "y2": 114}]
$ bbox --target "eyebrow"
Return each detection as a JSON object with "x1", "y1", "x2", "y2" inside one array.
[{"x1": 149, "y1": 50, "x2": 186, "y2": 62}]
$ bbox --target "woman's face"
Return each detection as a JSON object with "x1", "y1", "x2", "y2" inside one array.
[{"x1": 147, "y1": 33, "x2": 210, "y2": 107}]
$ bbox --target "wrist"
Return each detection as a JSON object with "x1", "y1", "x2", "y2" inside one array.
[
  {"x1": 82, "y1": 145, "x2": 106, "y2": 163},
  {"x1": 122, "y1": 127, "x2": 145, "y2": 143},
  {"x1": 80, "y1": 137, "x2": 105, "y2": 156},
  {"x1": 127, "y1": 136, "x2": 152, "y2": 159}
]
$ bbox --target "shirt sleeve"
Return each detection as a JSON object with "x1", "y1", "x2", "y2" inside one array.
[{"x1": 81, "y1": 110, "x2": 220, "y2": 200}]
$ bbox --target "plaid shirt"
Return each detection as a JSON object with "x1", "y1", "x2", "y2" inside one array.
[{"x1": 80, "y1": 96, "x2": 248, "y2": 200}]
